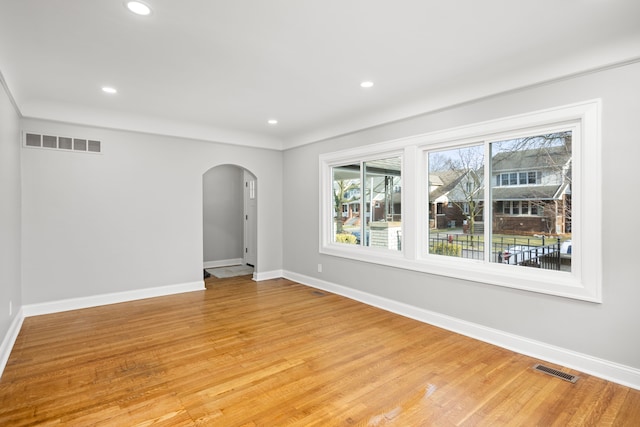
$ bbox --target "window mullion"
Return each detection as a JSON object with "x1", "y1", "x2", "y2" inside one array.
[
  {"x1": 484, "y1": 141, "x2": 492, "y2": 264},
  {"x1": 360, "y1": 160, "x2": 365, "y2": 247}
]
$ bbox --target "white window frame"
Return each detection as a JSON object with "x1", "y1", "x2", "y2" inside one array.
[
  {"x1": 323, "y1": 150, "x2": 405, "y2": 254},
  {"x1": 320, "y1": 100, "x2": 601, "y2": 302}
]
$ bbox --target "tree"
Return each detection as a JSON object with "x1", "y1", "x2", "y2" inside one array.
[
  {"x1": 333, "y1": 179, "x2": 358, "y2": 234},
  {"x1": 433, "y1": 145, "x2": 485, "y2": 235},
  {"x1": 524, "y1": 132, "x2": 572, "y2": 234}
]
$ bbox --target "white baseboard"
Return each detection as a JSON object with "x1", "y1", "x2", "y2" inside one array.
[
  {"x1": 254, "y1": 269, "x2": 284, "y2": 282},
  {"x1": 204, "y1": 258, "x2": 243, "y2": 269},
  {"x1": 0, "y1": 308, "x2": 25, "y2": 379},
  {"x1": 22, "y1": 281, "x2": 205, "y2": 318},
  {"x1": 283, "y1": 270, "x2": 640, "y2": 391}
]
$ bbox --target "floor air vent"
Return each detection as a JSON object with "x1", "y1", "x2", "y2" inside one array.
[
  {"x1": 533, "y1": 364, "x2": 579, "y2": 383},
  {"x1": 24, "y1": 132, "x2": 102, "y2": 154}
]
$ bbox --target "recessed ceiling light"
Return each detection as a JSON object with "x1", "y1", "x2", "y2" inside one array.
[
  {"x1": 360, "y1": 81, "x2": 374, "y2": 88},
  {"x1": 267, "y1": 119, "x2": 278, "y2": 125},
  {"x1": 125, "y1": 1, "x2": 152, "y2": 16},
  {"x1": 102, "y1": 86, "x2": 117, "y2": 94}
]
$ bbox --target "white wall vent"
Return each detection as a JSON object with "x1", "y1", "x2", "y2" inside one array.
[{"x1": 23, "y1": 132, "x2": 102, "y2": 154}]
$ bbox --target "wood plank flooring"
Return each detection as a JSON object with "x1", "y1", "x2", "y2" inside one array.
[{"x1": 1, "y1": 275, "x2": 639, "y2": 426}]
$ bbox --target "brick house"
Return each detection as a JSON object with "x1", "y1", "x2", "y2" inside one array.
[
  {"x1": 491, "y1": 145, "x2": 571, "y2": 235},
  {"x1": 430, "y1": 144, "x2": 572, "y2": 235}
]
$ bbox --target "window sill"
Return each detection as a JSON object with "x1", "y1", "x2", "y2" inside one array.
[{"x1": 321, "y1": 244, "x2": 600, "y2": 303}]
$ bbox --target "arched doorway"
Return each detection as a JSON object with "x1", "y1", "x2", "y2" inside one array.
[{"x1": 203, "y1": 165, "x2": 257, "y2": 276}]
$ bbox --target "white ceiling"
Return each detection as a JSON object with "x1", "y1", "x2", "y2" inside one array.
[{"x1": 1, "y1": 0, "x2": 639, "y2": 150}]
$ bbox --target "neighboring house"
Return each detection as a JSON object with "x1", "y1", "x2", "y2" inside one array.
[
  {"x1": 430, "y1": 144, "x2": 572, "y2": 235},
  {"x1": 335, "y1": 175, "x2": 402, "y2": 250},
  {"x1": 339, "y1": 185, "x2": 402, "y2": 224},
  {"x1": 428, "y1": 170, "x2": 467, "y2": 229},
  {"x1": 334, "y1": 164, "x2": 402, "y2": 226},
  {"x1": 340, "y1": 187, "x2": 361, "y2": 221},
  {"x1": 492, "y1": 145, "x2": 571, "y2": 235}
]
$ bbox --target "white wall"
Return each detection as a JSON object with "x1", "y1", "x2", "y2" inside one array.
[
  {"x1": 0, "y1": 79, "x2": 21, "y2": 346},
  {"x1": 203, "y1": 164, "x2": 244, "y2": 264},
  {"x1": 282, "y1": 61, "x2": 640, "y2": 372},
  {"x1": 20, "y1": 119, "x2": 283, "y2": 305}
]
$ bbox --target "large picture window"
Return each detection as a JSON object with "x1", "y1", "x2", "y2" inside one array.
[{"x1": 320, "y1": 100, "x2": 601, "y2": 302}]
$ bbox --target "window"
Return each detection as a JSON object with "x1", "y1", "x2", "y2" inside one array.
[
  {"x1": 329, "y1": 155, "x2": 402, "y2": 250},
  {"x1": 529, "y1": 171, "x2": 540, "y2": 184},
  {"x1": 428, "y1": 144, "x2": 484, "y2": 256},
  {"x1": 512, "y1": 201, "x2": 520, "y2": 215},
  {"x1": 332, "y1": 163, "x2": 361, "y2": 242},
  {"x1": 496, "y1": 171, "x2": 541, "y2": 186},
  {"x1": 320, "y1": 100, "x2": 601, "y2": 302},
  {"x1": 500, "y1": 201, "x2": 542, "y2": 217}
]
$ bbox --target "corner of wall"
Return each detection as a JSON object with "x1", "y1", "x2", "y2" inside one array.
[{"x1": 0, "y1": 308, "x2": 24, "y2": 379}]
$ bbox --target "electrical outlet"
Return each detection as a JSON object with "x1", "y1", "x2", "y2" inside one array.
[{"x1": 318, "y1": 263, "x2": 323, "y2": 273}]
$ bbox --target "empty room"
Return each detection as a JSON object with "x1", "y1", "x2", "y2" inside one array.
[{"x1": 1, "y1": 1, "x2": 640, "y2": 425}]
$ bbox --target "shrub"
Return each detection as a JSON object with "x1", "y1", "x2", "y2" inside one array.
[
  {"x1": 432, "y1": 242, "x2": 462, "y2": 257},
  {"x1": 335, "y1": 233, "x2": 357, "y2": 244}
]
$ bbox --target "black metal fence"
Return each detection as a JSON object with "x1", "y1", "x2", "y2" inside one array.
[{"x1": 429, "y1": 233, "x2": 563, "y2": 270}]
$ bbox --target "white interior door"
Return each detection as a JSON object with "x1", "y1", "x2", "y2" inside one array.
[{"x1": 243, "y1": 171, "x2": 257, "y2": 267}]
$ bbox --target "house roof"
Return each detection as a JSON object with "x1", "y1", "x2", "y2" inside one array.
[
  {"x1": 492, "y1": 185, "x2": 565, "y2": 201},
  {"x1": 493, "y1": 145, "x2": 571, "y2": 172},
  {"x1": 429, "y1": 170, "x2": 466, "y2": 200},
  {"x1": 429, "y1": 175, "x2": 444, "y2": 187},
  {"x1": 1, "y1": 2, "x2": 639, "y2": 150}
]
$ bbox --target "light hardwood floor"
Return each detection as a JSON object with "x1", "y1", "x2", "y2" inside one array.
[{"x1": 1, "y1": 275, "x2": 639, "y2": 426}]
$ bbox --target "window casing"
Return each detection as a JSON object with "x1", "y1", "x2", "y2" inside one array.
[{"x1": 320, "y1": 100, "x2": 601, "y2": 302}]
